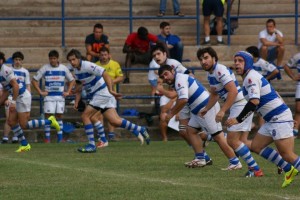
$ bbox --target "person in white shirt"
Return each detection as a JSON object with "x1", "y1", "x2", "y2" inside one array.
[{"x1": 258, "y1": 18, "x2": 285, "y2": 67}]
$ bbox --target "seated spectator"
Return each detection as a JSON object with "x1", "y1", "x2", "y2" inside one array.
[
  {"x1": 246, "y1": 46, "x2": 280, "y2": 82},
  {"x1": 157, "y1": 21, "x2": 184, "y2": 62},
  {"x1": 258, "y1": 19, "x2": 285, "y2": 67},
  {"x1": 122, "y1": 26, "x2": 159, "y2": 84},
  {"x1": 85, "y1": 23, "x2": 109, "y2": 63},
  {"x1": 157, "y1": 0, "x2": 184, "y2": 17}
]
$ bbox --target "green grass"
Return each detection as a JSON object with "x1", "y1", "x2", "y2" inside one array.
[{"x1": 0, "y1": 140, "x2": 300, "y2": 200}]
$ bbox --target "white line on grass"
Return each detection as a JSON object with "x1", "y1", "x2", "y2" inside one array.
[{"x1": 0, "y1": 155, "x2": 297, "y2": 200}]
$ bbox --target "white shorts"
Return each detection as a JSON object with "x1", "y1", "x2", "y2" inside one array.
[
  {"x1": 258, "y1": 109, "x2": 294, "y2": 140},
  {"x1": 227, "y1": 100, "x2": 253, "y2": 132},
  {"x1": 16, "y1": 90, "x2": 31, "y2": 113},
  {"x1": 295, "y1": 82, "x2": 300, "y2": 100},
  {"x1": 89, "y1": 91, "x2": 115, "y2": 109},
  {"x1": 160, "y1": 95, "x2": 171, "y2": 107},
  {"x1": 179, "y1": 105, "x2": 190, "y2": 120},
  {"x1": 44, "y1": 101, "x2": 65, "y2": 114},
  {"x1": 188, "y1": 103, "x2": 222, "y2": 135}
]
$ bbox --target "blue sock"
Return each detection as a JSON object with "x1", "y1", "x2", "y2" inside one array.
[
  {"x1": 259, "y1": 147, "x2": 291, "y2": 172},
  {"x1": 108, "y1": 132, "x2": 115, "y2": 139},
  {"x1": 28, "y1": 119, "x2": 51, "y2": 128},
  {"x1": 293, "y1": 157, "x2": 300, "y2": 171},
  {"x1": 57, "y1": 120, "x2": 63, "y2": 143},
  {"x1": 120, "y1": 119, "x2": 144, "y2": 137},
  {"x1": 235, "y1": 143, "x2": 260, "y2": 171},
  {"x1": 44, "y1": 124, "x2": 51, "y2": 140},
  {"x1": 12, "y1": 125, "x2": 28, "y2": 146},
  {"x1": 84, "y1": 124, "x2": 95, "y2": 146},
  {"x1": 195, "y1": 152, "x2": 205, "y2": 160},
  {"x1": 229, "y1": 157, "x2": 240, "y2": 165},
  {"x1": 94, "y1": 121, "x2": 107, "y2": 143},
  {"x1": 203, "y1": 151, "x2": 211, "y2": 162}
]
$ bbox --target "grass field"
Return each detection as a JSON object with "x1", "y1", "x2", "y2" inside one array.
[{"x1": 0, "y1": 140, "x2": 300, "y2": 200}]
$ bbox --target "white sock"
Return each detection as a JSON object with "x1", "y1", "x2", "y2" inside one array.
[
  {"x1": 217, "y1": 36, "x2": 223, "y2": 42},
  {"x1": 205, "y1": 36, "x2": 210, "y2": 42}
]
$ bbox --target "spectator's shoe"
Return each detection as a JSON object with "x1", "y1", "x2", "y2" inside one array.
[
  {"x1": 217, "y1": 40, "x2": 225, "y2": 45},
  {"x1": 221, "y1": 162, "x2": 242, "y2": 170},
  {"x1": 201, "y1": 40, "x2": 211, "y2": 46},
  {"x1": 137, "y1": 133, "x2": 144, "y2": 145},
  {"x1": 175, "y1": 12, "x2": 184, "y2": 17},
  {"x1": 77, "y1": 144, "x2": 96, "y2": 153},
  {"x1": 123, "y1": 77, "x2": 130, "y2": 84},
  {"x1": 96, "y1": 141, "x2": 108, "y2": 148},
  {"x1": 245, "y1": 168, "x2": 264, "y2": 177},
  {"x1": 282, "y1": 166, "x2": 298, "y2": 188},
  {"x1": 15, "y1": 144, "x2": 31, "y2": 153},
  {"x1": 48, "y1": 116, "x2": 60, "y2": 131},
  {"x1": 140, "y1": 128, "x2": 150, "y2": 145},
  {"x1": 157, "y1": 11, "x2": 165, "y2": 17},
  {"x1": 206, "y1": 159, "x2": 213, "y2": 166},
  {"x1": 184, "y1": 159, "x2": 206, "y2": 168},
  {"x1": 278, "y1": 167, "x2": 283, "y2": 175}
]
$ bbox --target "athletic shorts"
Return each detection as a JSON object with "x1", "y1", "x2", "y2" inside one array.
[
  {"x1": 44, "y1": 100, "x2": 65, "y2": 114},
  {"x1": 267, "y1": 46, "x2": 277, "y2": 63},
  {"x1": 258, "y1": 110, "x2": 294, "y2": 140},
  {"x1": 227, "y1": 100, "x2": 253, "y2": 132},
  {"x1": 89, "y1": 90, "x2": 116, "y2": 109},
  {"x1": 202, "y1": 0, "x2": 224, "y2": 17},
  {"x1": 16, "y1": 90, "x2": 31, "y2": 113},
  {"x1": 179, "y1": 105, "x2": 190, "y2": 120},
  {"x1": 188, "y1": 103, "x2": 222, "y2": 135}
]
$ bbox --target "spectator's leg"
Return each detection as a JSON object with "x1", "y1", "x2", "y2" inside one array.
[
  {"x1": 203, "y1": 16, "x2": 211, "y2": 43},
  {"x1": 124, "y1": 53, "x2": 133, "y2": 83},
  {"x1": 170, "y1": 42, "x2": 184, "y2": 62},
  {"x1": 173, "y1": 0, "x2": 180, "y2": 14},
  {"x1": 276, "y1": 45, "x2": 285, "y2": 66},
  {"x1": 260, "y1": 46, "x2": 268, "y2": 61},
  {"x1": 216, "y1": 16, "x2": 223, "y2": 43},
  {"x1": 159, "y1": 0, "x2": 167, "y2": 14}
]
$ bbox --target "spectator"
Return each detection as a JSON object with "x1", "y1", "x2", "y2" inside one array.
[
  {"x1": 94, "y1": 46, "x2": 124, "y2": 143},
  {"x1": 258, "y1": 19, "x2": 285, "y2": 67},
  {"x1": 246, "y1": 46, "x2": 280, "y2": 82},
  {"x1": 85, "y1": 23, "x2": 109, "y2": 63},
  {"x1": 157, "y1": 0, "x2": 184, "y2": 17},
  {"x1": 157, "y1": 21, "x2": 184, "y2": 62},
  {"x1": 283, "y1": 52, "x2": 300, "y2": 138},
  {"x1": 202, "y1": 0, "x2": 225, "y2": 45},
  {"x1": 123, "y1": 26, "x2": 159, "y2": 84}
]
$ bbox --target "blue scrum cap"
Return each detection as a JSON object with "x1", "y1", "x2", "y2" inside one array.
[{"x1": 234, "y1": 51, "x2": 254, "y2": 74}]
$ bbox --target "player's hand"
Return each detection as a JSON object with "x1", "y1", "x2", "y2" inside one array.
[
  {"x1": 40, "y1": 91, "x2": 48, "y2": 97},
  {"x1": 225, "y1": 118, "x2": 238, "y2": 127},
  {"x1": 215, "y1": 110, "x2": 225, "y2": 123},
  {"x1": 63, "y1": 91, "x2": 71, "y2": 97},
  {"x1": 110, "y1": 91, "x2": 122, "y2": 100},
  {"x1": 8, "y1": 100, "x2": 16, "y2": 112}
]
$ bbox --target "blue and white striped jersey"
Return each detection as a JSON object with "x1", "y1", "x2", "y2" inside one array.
[
  {"x1": 73, "y1": 60, "x2": 111, "y2": 97},
  {"x1": 286, "y1": 52, "x2": 300, "y2": 74},
  {"x1": 175, "y1": 73, "x2": 209, "y2": 115},
  {"x1": 166, "y1": 58, "x2": 189, "y2": 74},
  {"x1": 33, "y1": 63, "x2": 74, "y2": 100},
  {"x1": 207, "y1": 63, "x2": 244, "y2": 102},
  {"x1": 0, "y1": 64, "x2": 25, "y2": 95},
  {"x1": 13, "y1": 67, "x2": 30, "y2": 95},
  {"x1": 243, "y1": 70, "x2": 289, "y2": 122},
  {"x1": 253, "y1": 58, "x2": 277, "y2": 77}
]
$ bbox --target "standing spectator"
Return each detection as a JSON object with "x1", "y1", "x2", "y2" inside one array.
[
  {"x1": 32, "y1": 50, "x2": 75, "y2": 143},
  {"x1": 94, "y1": 46, "x2": 124, "y2": 143},
  {"x1": 85, "y1": 23, "x2": 109, "y2": 63},
  {"x1": 283, "y1": 52, "x2": 300, "y2": 137},
  {"x1": 157, "y1": 0, "x2": 184, "y2": 17},
  {"x1": 258, "y1": 19, "x2": 285, "y2": 67},
  {"x1": 123, "y1": 26, "x2": 159, "y2": 83},
  {"x1": 157, "y1": 21, "x2": 184, "y2": 62},
  {"x1": 202, "y1": 0, "x2": 225, "y2": 45}
]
